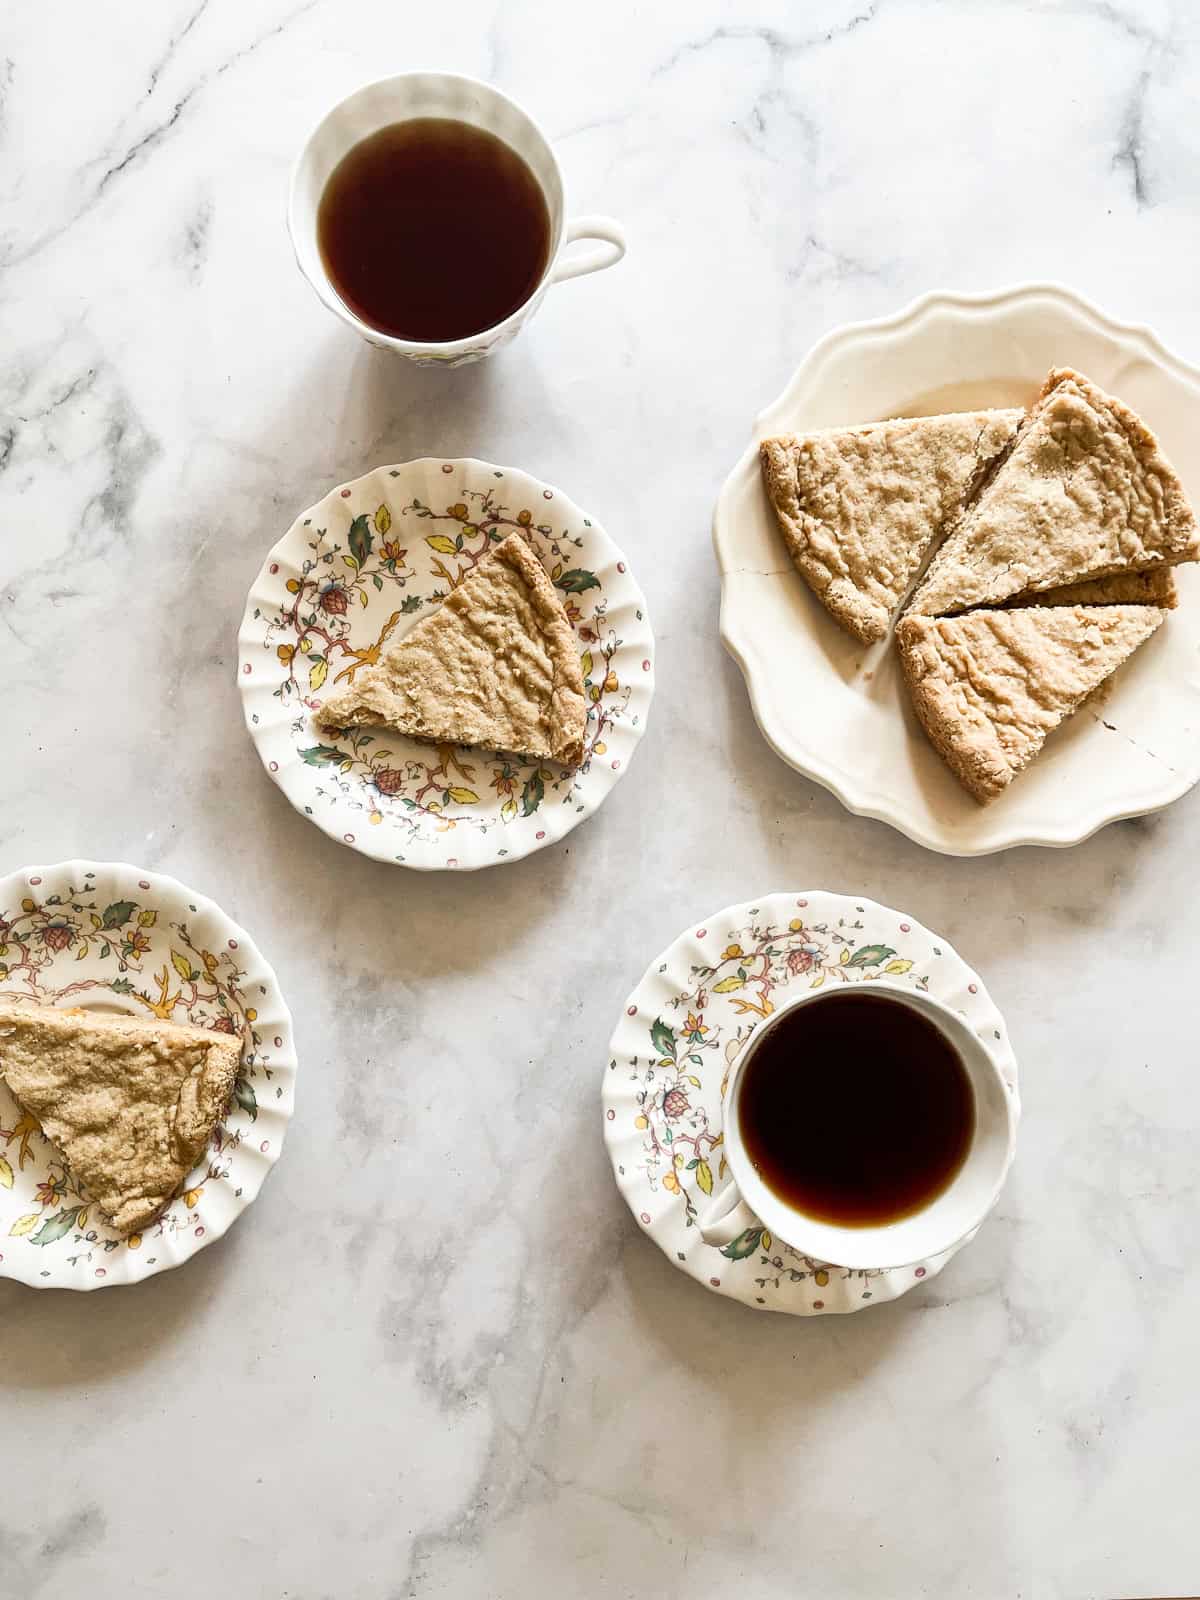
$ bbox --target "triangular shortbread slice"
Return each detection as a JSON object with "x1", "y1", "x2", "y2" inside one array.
[
  {"x1": 760, "y1": 409, "x2": 1022, "y2": 644},
  {"x1": 318, "y1": 533, "x2": 587, "y2": 766},
  {"x1": 896, "y1": 604, "x2": 1165, "y2": 804},
  {"x1": 909, "y1": 368, "x2": 1199, "y2": 617},
  {"x1": 1004, "y1": 568, "x2": 1177, "y2": 610},
  {"x1": 0, "y1": 999, "x2": 241, "y2": 1234}
]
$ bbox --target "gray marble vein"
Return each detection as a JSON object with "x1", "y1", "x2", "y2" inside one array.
[{"x1": 2, "y1": 0, "x2": 1200, "y2": 1596}]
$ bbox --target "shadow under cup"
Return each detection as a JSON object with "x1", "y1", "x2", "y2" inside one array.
[{"x1": 718, "y1": 982, "x2": 1018, "y2": 1272}]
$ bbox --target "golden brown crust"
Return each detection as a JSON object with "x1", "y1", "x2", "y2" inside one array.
[
  {"x1": 489, "y1": 534, "x2": 588, "y2": 764},
  {"x1": 897, "y1": 604, "x2": 1166, "y2": 803},
  {"x1": 1004, "y1": 568, "x2": 1177, "y2": 610},
  {"x1": 760, "y1": 410, "x2": 1023, "y2": 644},
  {"x1": 909, "y1": 368, "x2": 1200, "y2": 617},
  {"x1": 0, "y1": 999, "x2": 241, "y2": 1234},
  {"x1": 318, "y1": 533, "x2": 587, "y2": 766}
]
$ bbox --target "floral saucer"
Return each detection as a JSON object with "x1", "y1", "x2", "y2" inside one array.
[
  {"x1": 0, "y1": 861, "x2": 296, "y2": 1290},
  {"x1": 603, "y1": 891, "x2": 1019, "y2": 1316},
  {"x1": 238, "y1": 459, "x2": 654, "y2": 870}
]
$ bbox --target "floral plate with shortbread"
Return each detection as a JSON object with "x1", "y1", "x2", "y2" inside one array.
[
  {"x1": 0, "y1": 861, "x2": 296, "y2": 1290},
  {"x1": 239, "y1": 459, "x2": 654, "y2": 870},
  {"x1": 715, "y1": 284, "x2": 1200, "y2": 854}
]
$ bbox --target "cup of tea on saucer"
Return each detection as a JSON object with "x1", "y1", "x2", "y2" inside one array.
[
  {"x1": 288, "y1": 71, "x2": 627, "y2": 366},
  {"x1": 698, "y1": 980, "x2": 1019, "y2": 1271}
]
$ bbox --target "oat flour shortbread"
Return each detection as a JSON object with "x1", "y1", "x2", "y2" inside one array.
[
  {"x1": 909, "y1": 369, "x2": 1200, "y2": 617},
  {"x1": 318, "y1": 532, "x2": 587, "y2": 766},
  {"x1": 1004, "y1": 569, "x2": 1177, "y2": 610},
  {"x1": 0, "y1": 999, "x2": 241, "y2": 1234},
  {"x1": 759, "y1": 409, "x2": 1023, "y2": 644},
  {"x1": 896, "y1": 604, "x2": 1165, "y2": 804}
]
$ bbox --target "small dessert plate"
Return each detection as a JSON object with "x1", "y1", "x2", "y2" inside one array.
[
  {"x1": 0, "y1": 861, "x2": 296, "y2": 1291},
  {"x1": 602, "y1": 891, "x2": 1019, "y2": 1316},
  {"x1": 714, "y1": 283, "x2": 1200, "y2": 854},
  {"x1": 239, "y1": 459, "x2": 654, "y2": 870}
]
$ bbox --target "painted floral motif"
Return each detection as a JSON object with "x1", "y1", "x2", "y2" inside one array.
[
  {"x1": 604, "y1": 893, "x2": 1015, "y2": 1317},
  {"x1": 243, "y1": 464, "x2": 651, "y2": 867},
  {"x1": 632, "y1": 910, "x2": 924, "y2": 1254},
  {"x1": 0, "y1": 869, "x2": 282, "y2": 1278}
]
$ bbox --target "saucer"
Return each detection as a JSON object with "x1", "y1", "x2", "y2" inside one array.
[
  {"x1": 714, "y1": 283, "x2": 1200, "y2": 854},
  {"x1": 0, "y1": 861, "x2": 296, "y2": 1291},
  {"x1": 602, "y1": 891, "x2": 1019, "y2": 1316},
  {"x1": 239, "y1": 459, "x2": 654, "y2": 870}
]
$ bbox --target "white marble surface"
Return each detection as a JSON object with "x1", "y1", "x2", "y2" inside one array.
[{"x1": 2, "y1": 2, "x2": 1199, "y2": 1595}]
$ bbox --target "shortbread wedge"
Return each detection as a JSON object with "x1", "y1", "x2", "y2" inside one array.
[
  {"x1": 896, "y1": 604, "x2": 1165, "y2": 804},
  {"x1": 1004, "y1": 568, "x2": 1177, "y2": 610},
  {"x1": 317, "y1": 533, "x2": 587, "y2": 766},
  {"x1": 759, "y1": 409, "x2": 1022, "y2": 644},
  {"x1": 0, "y1": 999, "x2": 241, "y2": 1234},
  {"x1": 909, "y1": 368, "x2": 1199, "y2": 617}
]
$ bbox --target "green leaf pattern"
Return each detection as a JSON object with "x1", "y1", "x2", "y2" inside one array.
[
  {"x1": 29, "y1": 1207, "x2": 83, "y2": 1247},
  {"x1": 348, "y1": 514, "x2": 373, "y2": 567},
  {"x1": 847, "y1": 944, "x2": 896, "y2": 969}
]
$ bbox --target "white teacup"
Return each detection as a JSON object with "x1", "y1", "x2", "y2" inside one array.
[
  {"x1": 288, "y1": 72, "x2": 626, "y2": 366},
  {"x1": 698, "y1": 979, "x2": 1019, "y2": 1271}
]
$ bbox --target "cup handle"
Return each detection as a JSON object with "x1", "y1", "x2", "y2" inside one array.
[
  {"x1": 698, "y1": 1176, "x2": 762, "y2": 1248},
  {"x1": 549, "y1": 216, "x2": 627, "y2": 285}
]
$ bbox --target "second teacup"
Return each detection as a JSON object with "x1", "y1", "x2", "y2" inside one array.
[{"x1": 698, "y1": 978, "x2": 1018, "y2": 1271}]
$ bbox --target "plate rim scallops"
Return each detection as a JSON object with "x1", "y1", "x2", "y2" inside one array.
[
  {"x1": 239, "y1": 458, "x2": 654, "y2": 871},
  {"x1": 713, "y1": 283, "x2": 1200, "y2": 855}
]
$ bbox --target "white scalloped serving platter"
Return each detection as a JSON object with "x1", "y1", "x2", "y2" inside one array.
[{"x1": 714, "y1": 284, "x2": 1200, "y2": 854}]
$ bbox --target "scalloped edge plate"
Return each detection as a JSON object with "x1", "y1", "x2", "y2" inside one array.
[
  {"x1": 239, "y1": 459, "x2": 654, "y2": 871},
  {"x1": 714, "y1": 283, "x2": 1200, "y2": 855},
  {"x1": 0, "y1": 861, "x2": 296, "y2": 1290},
  {"x1": 603, "y1": 890, "x2": 1019, "y2": 1315}
]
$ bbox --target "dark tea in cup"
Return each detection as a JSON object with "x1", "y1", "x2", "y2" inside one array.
[
  {"x1": 738, "y1": 989, "x2": 976, "y2": 1227},
  {"x1": 317, "y1": 117, "x2": 551, "y2": 342}
]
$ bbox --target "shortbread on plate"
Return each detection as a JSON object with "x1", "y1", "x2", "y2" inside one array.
[
  {"x1": 909, "y1": 368, "x2": 1199, "y2": 617},
  {"x1": 1002, "y1": 568, "x2": 1177, "y2": 610},
  {"x1": 896, "y1": 604, "x2": 1166, "y2": 804},
  {"x1": 0, "y1": 999, "x2": 241, "y2": 1234},
  {"x1": 318, "y1": 532, "x2": 586, "y2": 765},
  {"x1": 760, "y1": 409, "x2": 1022, "y2": 644}
]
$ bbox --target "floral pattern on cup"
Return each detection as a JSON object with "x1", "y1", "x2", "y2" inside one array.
[
  {"x1": 603, "y1": 892, "x2": 1018, "y2": 1317},
  {"x1": 0, "y1": 862, "x2": 296, "y2": 1290},
  {"x1": 239, "y1": 460, "x2": 654, "y2": 870}
]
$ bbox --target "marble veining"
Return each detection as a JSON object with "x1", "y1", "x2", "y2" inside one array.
[{"x1": 3, "y1": 1, "x2": 1200, "y2": 1596}]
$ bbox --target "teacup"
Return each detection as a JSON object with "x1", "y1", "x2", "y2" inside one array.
[
  {"x1": 698, "y1": 978, "x2": 1019, "y2": 1271},
  {"x1": 288, "y1": 72, "x2": 626, "y2": 366}
]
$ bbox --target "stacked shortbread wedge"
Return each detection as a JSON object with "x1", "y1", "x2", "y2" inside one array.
[{"x1": 761, "y1": 368, "x2": 1199, "y2": 802}]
